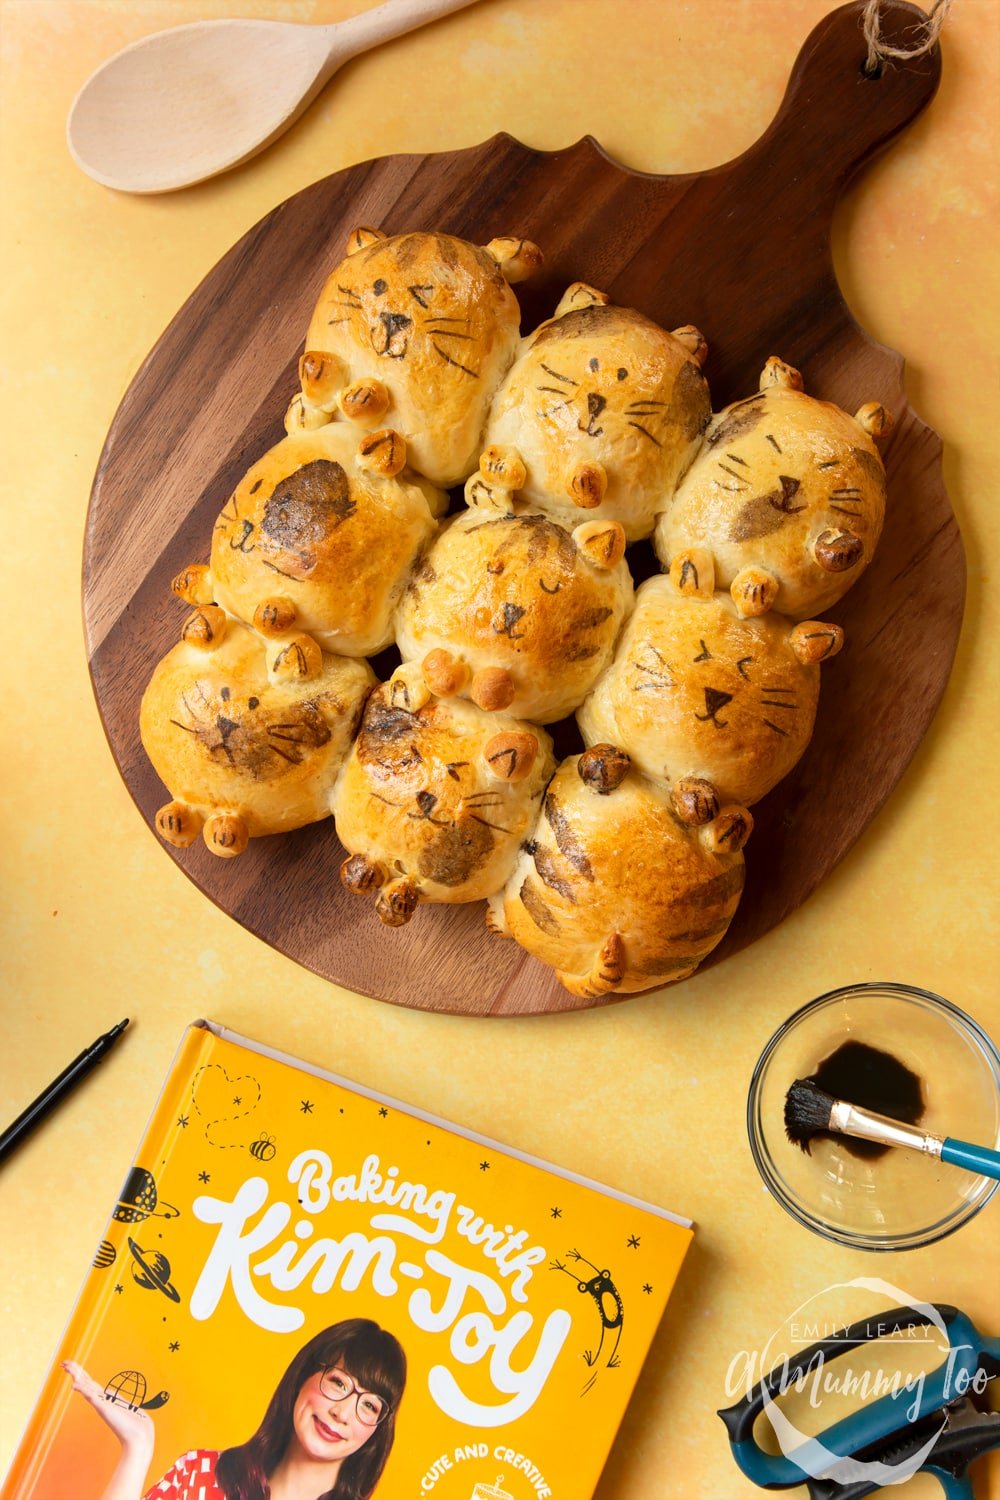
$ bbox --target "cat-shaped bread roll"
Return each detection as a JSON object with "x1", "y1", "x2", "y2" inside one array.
[
  {"x1": 466, "y1": 283, "x2": 710, "y2": 541},
  {"x1": 173, "y1": 423, "x2": 446, "y2": 658},
  {"x1": 578, "y1": 575, "x2": 843, "y2": 814},
  {"x1": 288, "y1": 227, "x2": 542, "y2": 487},
  {"x1": 332, "y1": 666, "x2": 555, "y2": 926},
  {"x1": 140, "y1": 611, "x2": 373, "y2": 858},
  {"x1": 394, "y1": 509, "x2": 633, "y2": 723},
  {"x1": 487, "y1": 748, "x2": 751, "y2": 997},
  {"x1": 655, "y1": 357, "x2": 893, "y2": 618}
]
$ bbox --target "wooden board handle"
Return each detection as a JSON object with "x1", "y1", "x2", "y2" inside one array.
[{"x1": 741, "y1": 1, "x2": 941, "y2": 207}]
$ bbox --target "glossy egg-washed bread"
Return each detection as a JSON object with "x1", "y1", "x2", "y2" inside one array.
[
  {"x1": 137, "y1": 227, "x2": 895, "y2": 998},
  {"x1": 140, "y1": 613, "x2": 374, "y2": 858},
  {"x1": 394, "y1": 509, "x2": 633, "y2": 723},
  {"x1": 332, "y1": 666, "x2": 555, "y2": 926},
  {"x1": 655, "y1": 356, "x2": 893, "y2": 618},
  {"x1": 467, "y1": 283, "x2": 711, "y2": 541},
  {"x1": 290, "y1": 227, "x2": 542, "y2": 488},
  {"x1": 176, "y1": 422, "x2": 446, "y2": 658},
  {"x1": 487, "y1": 751, "x2": 752, "y2": 998},
  {"x1": 578, "y1": 575, "x2": 843, "y2": 812}
]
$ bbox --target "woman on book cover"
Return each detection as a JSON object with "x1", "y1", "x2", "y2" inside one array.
[{"x1": 63, "y1": 1317, "x2": 406, "y2": 1500}]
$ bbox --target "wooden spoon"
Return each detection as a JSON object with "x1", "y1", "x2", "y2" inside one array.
[{"x1": 67, "y1": 0, "x2": 480, "y2": 194}]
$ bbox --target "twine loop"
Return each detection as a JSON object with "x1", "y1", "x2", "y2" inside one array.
[{"x1": 862, "y1": 0, "x2": 953, "y2": 74}]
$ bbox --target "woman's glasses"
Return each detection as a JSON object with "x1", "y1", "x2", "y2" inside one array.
[{"x1": 319, "y1": 1367, "x2": 389, "y2": 1427}]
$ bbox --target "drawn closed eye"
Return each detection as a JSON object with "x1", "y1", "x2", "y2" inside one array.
[
  {"x1": 539, "y1": 578, "x2": 563, "y2": 595},
  {"x1": 693, "y1": 639, "x2": 713, "y2": 662},
  {"x1": 736, "y1": 656, "x2": 754, "y2": 680}
]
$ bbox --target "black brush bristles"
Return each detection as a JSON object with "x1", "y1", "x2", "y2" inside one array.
[{"x1": 784, "y1": 1077, "x2": 837, "y2": 1153}]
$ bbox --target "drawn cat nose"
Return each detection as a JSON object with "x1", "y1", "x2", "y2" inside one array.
[
  {"x1": 579, "y1": 391, "x2": 607, "y2": 436},
  {"x1": 374, "y1": 310, "x2": 413, "y2": 356},
  {"x1": 698, "y1": 687, "x2": 733, "y2": 723}
]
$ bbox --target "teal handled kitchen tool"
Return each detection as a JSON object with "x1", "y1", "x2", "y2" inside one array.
[
  {"x1": 784, "y1": 1077, "x2": 1000, "y2": 1181},
  {"x1": 718, "y1": 1303, "x2": 1000, "y2": 1498}
]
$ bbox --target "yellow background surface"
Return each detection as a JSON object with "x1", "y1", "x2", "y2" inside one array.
[{"x1": 1, "y1": 1, "x2": 998, "y2": 1497}]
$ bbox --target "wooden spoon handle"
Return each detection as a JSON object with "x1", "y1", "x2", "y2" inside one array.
[{"x1": 327, "y1": 0, "x2": 482, "y2": 68}]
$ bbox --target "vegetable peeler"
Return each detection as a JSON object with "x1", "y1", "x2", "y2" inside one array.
[{"x1": 718, "y1": 1303, "x2": 1000, "y2": 1497}]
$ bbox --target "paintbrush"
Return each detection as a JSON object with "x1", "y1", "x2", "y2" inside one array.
[{"x1": 784, "y1": 1077, "x2": 1000, "y2": 1181}]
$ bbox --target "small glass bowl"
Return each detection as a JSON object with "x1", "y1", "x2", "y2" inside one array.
[{"x1": 747, "y1": 982, "x2": 1000, "y2": 1250}]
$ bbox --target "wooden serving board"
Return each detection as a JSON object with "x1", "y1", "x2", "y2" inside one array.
[{"x1": 83, "y1": 2, "x2": 963, "y2": 1017}]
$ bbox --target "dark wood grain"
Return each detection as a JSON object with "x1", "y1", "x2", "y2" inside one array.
[{"x1": 83, "y1": 2, "x2": 963, "y2": 1016}]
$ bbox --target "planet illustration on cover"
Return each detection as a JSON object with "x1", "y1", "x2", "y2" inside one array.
[
  {"x1": 126, "y1": 1238, "x2": 181, "y2": 1303},
  {"x1": 103, "y1": 1370, "x2": 170, "y2": 1412},
  {"x1": 113, "y1": 1166, "x2": 180, "y2": 1224}
]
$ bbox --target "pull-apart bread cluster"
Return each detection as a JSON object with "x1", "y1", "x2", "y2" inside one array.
[{"x1": 139, "y1": 227, "x2": 893, "y2": 998}]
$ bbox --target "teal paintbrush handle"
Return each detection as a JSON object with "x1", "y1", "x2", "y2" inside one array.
[{"x1": 941, "y1": 1137, "x2": 1000, "y2": 1181}]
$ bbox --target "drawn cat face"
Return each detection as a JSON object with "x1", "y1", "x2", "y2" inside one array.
[
  {"x1": 477, "y1": 294, "x2": 711, "y2": 541},
  {"x1": 323, "y1": 233, "x2": 509, "y2": 372},
  {"x1": 140, "y1": 619, "x2": 373, "y2": 852},
  {"x1": 206, "y1": 424, "x2": 445, "y2": 658},
  {"x1": 394, "y1": 510, "x2": 633, "y2": 723},
  {"x1": 296, "y1": 229, "x2": 541, "y2": 487},
  {"x1": 332, "y1": 682, "x2": 555, "y2": 921},
  {"x1": 488, "y1": 752, "x2": 750, "y2": 998},
  {"x1": 655, "y1": 359, "x2": 892, "y2": 617},
  {"x1": 578, "y1": 576, "x2": 843, "y2": 807}
]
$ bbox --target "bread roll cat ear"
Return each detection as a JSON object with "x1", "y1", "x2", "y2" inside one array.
[
  {"x1": 346, "y1": 225, "x2": 385, "y2": 255},
  {"x1": 483, "y1": 731, "x2": 538, "y2": 783},
  {"x1": 855, "y1": 401, "x2": 894, "y2": 438},
  {"x1": 203, "y1": 811, "x2": 250, "y2": 859},
  {"x1": 760, "y1": 356, "x2": 804, "y2": 391},
  {"x1": 464, "y1": 473, "x2": 514, "y2": 513},
  {"x1": 357, "y1": 428, "x2": 407, "y2": 477},
  {"x1": 484, "y1": 236, "x2": 544, "y2": 284},
  {"x1": 701, "y1": 804, "x2": 753, "y2": 855},
  {"x1": 388, "y1": 662, "x2": 431, "y2": 712},
  {"x1": 171, "y1": 563, "x2": 213, "y2": 607},
  {"x1": 155, "y1": 801, "x2": 202, "y2": 849},
  {"x1": 559, "y1": 932, "x2": 625, "y2": 999},
  {"x1": 182, "y1": 605, "x2": 228, "y2": 650},
  {"x1": 577, "y1": 744, "x2": 630, "y2": 795},
  {"x1": 671, "y1": 325, "x2": 709, "y2": 367},
  {"x1": 572, "y1": 519, "x2": 626, "y2": 570},
  {"x1": 789, "y1": 621, "x2": 845, "y2": 664},
  {"x1": 271, "y1": 633, "x2": 323, "y2": 681},
  {"x1": 552, "y1": 282, "x2": 610, "y2": 319},
  {"x1": 669, "y1": 547, "x2": 716, "y2": 599}
]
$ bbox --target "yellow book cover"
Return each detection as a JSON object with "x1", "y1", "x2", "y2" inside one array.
[{"x1": 2, "y1": 1022, "x2": 692, "y2": 1500}]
